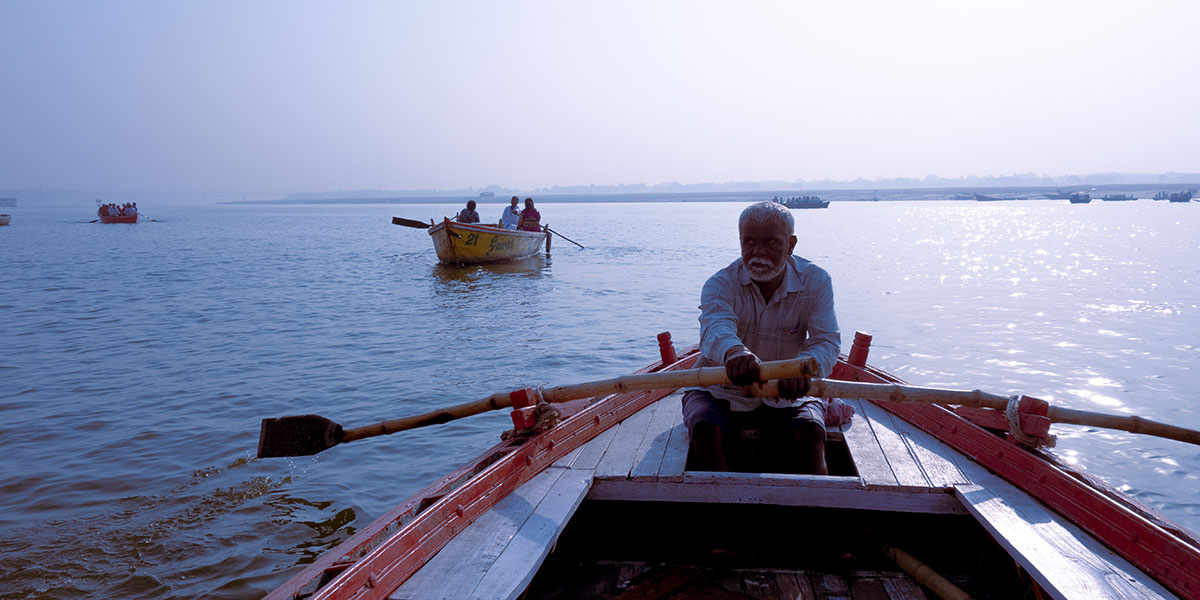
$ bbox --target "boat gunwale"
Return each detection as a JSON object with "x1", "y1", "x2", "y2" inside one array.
[{"x1": 427, "y1": 219, "x2": 547, "y2": 239}]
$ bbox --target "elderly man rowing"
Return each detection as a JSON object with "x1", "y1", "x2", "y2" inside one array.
[{"x1": 684, "y1": 201, "x2": 841, "y2": 474}]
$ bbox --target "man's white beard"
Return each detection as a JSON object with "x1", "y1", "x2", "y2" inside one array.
[{"x1": 746, "y1": 257, "x2": 785, "y2": 282}]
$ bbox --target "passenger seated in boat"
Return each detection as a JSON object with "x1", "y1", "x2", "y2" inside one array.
[
  {"x1": 499, "y1": 196, "x2": 521, "y2": 229},
  {"x1": 455, "y1": 200, "x2": 480, "y2": 223},
  {"x1": 684, "y1": 201, "x2": 840, "y2": 475},
  {"x1": 518, "y1": 198, "x2": 541, "y2": 231}
]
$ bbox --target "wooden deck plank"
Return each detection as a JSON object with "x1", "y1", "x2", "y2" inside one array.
[
  {"x1": 737, "y1": 569, "x2": 778, "y2": 597},
  {"x1": 838, "y1": 398, "x2": 900, "y2": 488},
  {"x1": 810, "y1": 572, "x2": 851, "y2": 600},
  {"x1": 870, "y1": 402, "x2": 970, "y2": 488},
  {"x1": 953, "y1": 462, "x2": 1176, "y2": 600},
  {"x1": 595, "y1": 401, "x2": 660, "y2": 478},
  {"x1": 564, "y1": 425, "x2": 620, "y2": 471},
  {"x1": 655, "y1": 394, "x2": 690, "y2": 481},
  {"x1": 848, "y1": 575, "x2": 889, "y2": 600},
  {"x1": 878, "y1": 576, "x2": 926, "y2": 600},
  {"x1": 390, "y1": 468, "x2": 566, "y2": 600},
  {"x1": 551, "y1": 442, "x2": 587, "y2": 469},
  {"x1": 852, "y1": 398, "x2": 931, "y2": 488},
  {"x1": 775, "y1": 571, "x2": 816, "y2": 600},
  {"x1": 630, "y1": 395, "x2": 683, "y2": 480},
  {"x1": 466, "y1": 468, "x2": 594, "y2": 600}
]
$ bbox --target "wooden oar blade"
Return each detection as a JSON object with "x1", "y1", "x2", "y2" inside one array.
[
  {"x1": 257, "y1": 414, "x2": 345, "y2": 458},
  {"x1": 392, "y1": 217, "x2": 431, "y2": 229}
]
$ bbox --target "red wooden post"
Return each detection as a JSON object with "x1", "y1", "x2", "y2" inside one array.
[
  {"x1": 657, "y1": 331, "x2": 677, "y2": 365},
  {"x1": 847, "y1": 331, "x2": 872, "y2": 367}
]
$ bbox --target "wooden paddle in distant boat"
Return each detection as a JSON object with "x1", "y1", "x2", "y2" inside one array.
[
  {"x1": 256, "y1": 356, "x2": 1200, "y2": 458},
  {"x1": 545, "y1": 227, "x2": 584, "y2": 249},
  {"x1": 392, "y1": 217, "x2": 432, "y2": 229}
]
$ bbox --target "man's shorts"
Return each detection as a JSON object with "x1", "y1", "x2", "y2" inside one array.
[{"x1": 682, "y1": 389, "x2": 825, "y2": 438}]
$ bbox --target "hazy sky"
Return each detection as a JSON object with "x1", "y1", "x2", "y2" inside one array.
[{"x1": 2, "y1": 1, "x2": 1197, "y2": 194}]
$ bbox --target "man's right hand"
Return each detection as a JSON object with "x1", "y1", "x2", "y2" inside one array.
[{"x1": 724, "y1": 347, "x2": 761, "y2": 386}]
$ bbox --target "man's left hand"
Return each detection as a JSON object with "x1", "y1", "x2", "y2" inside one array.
[{"x1": 777, "y1": 377, "x2": 811, "y2": 399}]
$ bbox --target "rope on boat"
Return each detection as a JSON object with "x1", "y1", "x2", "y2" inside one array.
[
  {"x1": 501, "y1": 387, "x2": 561, "y2": 441},
  {"x1": 1006, "y1": 395, "x2": 1056, "y2": 448}
]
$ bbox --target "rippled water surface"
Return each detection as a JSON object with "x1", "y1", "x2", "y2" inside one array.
[{"x1": 2, "y1": 200, "x2": 1198, "y2": 598}]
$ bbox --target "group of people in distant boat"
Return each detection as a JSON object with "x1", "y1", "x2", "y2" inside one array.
[
  {"x1": 98, "y1": 202, "x2": 137, "y2": 217},
  {"x1": 455, "y1": 196, "x2": 541, "y2": 231}
]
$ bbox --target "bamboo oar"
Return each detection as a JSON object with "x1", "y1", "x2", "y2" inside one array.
[
  {"x1": 392, "y1": 216, "x2": 432, "y2": 229},
  {"x1": 545, "y1": 227, "x2": 584, "y2": 249},
  {"x1": 257, "y1": 358, "x2": 1200, "y2": 458},
  {"x1": 256, "y1": 357, "x2": 821, "y2": 458},
  {"x1": 753, "y1": 379, "x2": 1200, "y2": 447}
]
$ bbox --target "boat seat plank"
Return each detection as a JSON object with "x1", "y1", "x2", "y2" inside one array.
[
  {"x1": 590, "y1": 476, "x2": 966, "y2": 515},
  {"x1": 390, "y1": 468, "x2": 567, "y2": 600},
  {"x1": 953, "y1": 463, "x2": 1176, "y2": 600},
  {"x1": 466, "y1": 468, "x2": 593, "y2": 600},
  {"x1": 595, "y1": 400, "x2": 661, "y2": 478},
  {"x1": 630, "y1": 394, "x2": 684, "y2": 480},
  {"x1": 851, "y1": 397, "x2": 932, "y2": 489},
  {"x1": 838, "y1": 398, "x2": 900, "y2": 488},
  {"x1": 869, "y1": 402, "x2": 970, "y2": 488}
]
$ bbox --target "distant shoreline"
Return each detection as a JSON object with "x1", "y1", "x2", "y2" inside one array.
[{"x1": 222, "y1": 184, "x2": 1200, "y2": 205}]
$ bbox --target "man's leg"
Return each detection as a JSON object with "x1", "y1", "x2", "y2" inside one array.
[
  {"x1": 775, "y1": 400, "x2": 828, "y2": 475},
  {"x1": 790, "y1": 421, "x2": 828, "y2": 475},
  {"x1": 682, "y1": 390, "x2": 732, "y2": 472}
]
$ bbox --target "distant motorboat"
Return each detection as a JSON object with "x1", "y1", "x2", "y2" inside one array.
[
  {"x1": 774, "y1": 195, "x2": 829, "y2": 209},
  {"x1": 973, "y1": 193, "x2": 1004, "y2": 202},
  {"x1": 0, "y1": 214, "x2": 10, "y2": 226},
  {"x1": 1068, "y1": 192, "x2": 1092, "y2": 204},
  {"x1": 1102, "y1": 194, "x2": 1137, "y2": 202}
]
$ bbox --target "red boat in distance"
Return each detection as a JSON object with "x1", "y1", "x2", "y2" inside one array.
[{"x1": 97, "y1": 202, "x2": 138, "y2": 224}]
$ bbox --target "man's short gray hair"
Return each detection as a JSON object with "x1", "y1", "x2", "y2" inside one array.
[{"x1": 738, "y1": 201, "x2": 794, "y2": 235}]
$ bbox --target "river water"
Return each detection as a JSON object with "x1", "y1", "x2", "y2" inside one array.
[{"x1": 1, "y1": 199, "x2": 1198, "y2": 598}]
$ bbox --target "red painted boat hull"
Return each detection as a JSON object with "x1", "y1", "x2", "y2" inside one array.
[{"x1": 99, "y1": 213, "x2": 138, "y2": 224}]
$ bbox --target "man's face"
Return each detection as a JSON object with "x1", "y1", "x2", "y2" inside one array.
[
  {"x1": 511, "y1": 198, "x2": 519, "y2": 208},
  {"x1": 740, "y1": 218, "x2": 796, "y2": 282}
]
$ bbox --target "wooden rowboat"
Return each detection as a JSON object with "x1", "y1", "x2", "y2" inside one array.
[
  {"x1": 265, "y1": 333, "x2": 1200, "y2": 600},
  {"x1": 97, "y1": 207, "x2": 138, "y2": 223},
  {"x1": 429, "y1": 218, "x2": 547, "y2": 265}
]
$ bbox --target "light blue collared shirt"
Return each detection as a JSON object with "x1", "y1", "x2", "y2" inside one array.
[{"x1": 697, "y1": 255, "x2": 841, "y2": 411}]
